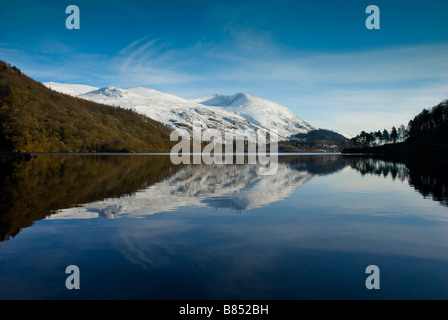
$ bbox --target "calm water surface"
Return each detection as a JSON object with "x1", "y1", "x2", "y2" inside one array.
[{"x1": 0, "y1": 154, "x2": 447, "y2": 299}]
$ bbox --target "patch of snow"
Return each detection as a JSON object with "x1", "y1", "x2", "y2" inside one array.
[{"x1": 44, "y1": 82, "x2": 99, "y2": 96}]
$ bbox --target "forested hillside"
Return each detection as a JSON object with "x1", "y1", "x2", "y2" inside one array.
[
  {"x1": 0, "y1": 60, "x2": 175, "y2": 153},
  {"x1": 344, "y1": 99, "x2": 448, "y2": 154}
]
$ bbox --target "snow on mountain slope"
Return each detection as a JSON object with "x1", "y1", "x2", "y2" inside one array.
[
  {"x1": 43, "y1": 82, "x2": 320, "y2": 140},
  {"x1": 330, "y1": 129, "x2": 354, "y2": 140},
  {"x1": 78, "y1": 86, "x2": 261, "y2": 141},
  {"x1": 45, "y1": 82, "x2": 99, "y2": 96},
  {"x1": 193, "y1": 92, "x2": 318, "y2": 138}
]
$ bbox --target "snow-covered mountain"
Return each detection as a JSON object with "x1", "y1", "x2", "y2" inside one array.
[
  {"x1": 192, "y1": 93, "x2": 317, "y2": 138},
  {"x1": 45, "y1": 82, "x2": 98, "y2": 97},
  {"x1": 44, "y1": 82, "x2": 320, "y2": 140},
  {"x1": 83, "y1": 86, "x2": 262, "y2": 139}
]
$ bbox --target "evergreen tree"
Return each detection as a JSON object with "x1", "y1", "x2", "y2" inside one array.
[
  {"x1": 374, "y1": 130, "x2": 383, "y2": 145},
  {"x1": 366, "y1": 132, "x2": 375, "y2": 146},
  {"x1": 382, "y1": 129, "x2": 390, "y2": 144},
  {"x1": 398, "y1": 124, "x2": 408, "y2": 142},
  {"x1": 390, "y1": 126, "x2": 398, "y2": 144}
]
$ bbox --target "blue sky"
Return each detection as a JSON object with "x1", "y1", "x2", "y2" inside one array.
[{"x1": 1, "y1": 0, "x2": 448, "y2": 134}]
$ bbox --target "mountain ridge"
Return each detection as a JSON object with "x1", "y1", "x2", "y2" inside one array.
[
  {"x1": 192, "y1": 92, "x2": 318, "y2": 138},
  {"x1": 45, "y1": 82, "x2": 349, "y2": 142}
]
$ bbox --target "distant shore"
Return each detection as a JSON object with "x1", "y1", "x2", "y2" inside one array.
[{"x1": 342, "y1": 140, "x2": 448, "y2": 154}]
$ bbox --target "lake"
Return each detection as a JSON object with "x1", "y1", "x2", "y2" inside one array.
[{"x1": 0, "y1": 153, "x2": 447, "y2": 300}]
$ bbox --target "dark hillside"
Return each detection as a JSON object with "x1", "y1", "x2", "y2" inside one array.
[{"x1": 0, "y1": 60, "x2": 175, "y2": 153}]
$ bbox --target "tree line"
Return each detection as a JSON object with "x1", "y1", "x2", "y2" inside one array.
[
  {"x1": 407, "y1": 99, "x2": 448, "y2": 138},
  {"x1": 350, "y1": 125, "x2": 408, "y2": 147},
  {"x1": 350, "y1": 99, "x2": 448, "y2": 148}
]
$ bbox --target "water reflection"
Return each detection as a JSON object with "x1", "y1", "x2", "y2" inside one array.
[
  {"x1": 0, "y1": 153, "x2": 447, "y2": 242},
  {"x1": 0, "y1": 155, "x2": 179, "y2": 241},
  {"x1": 0, "y1": 154, "x2": 345, "y2": 240},
  {"x1": 47, "y1": 154, "x2": 347, "y2": 219},
  {"x1": 2, "y1": 154, "x2": 448, "y2": 299},
  {"x1": 345, "y1": 155, "x2": 448, "y2": 207}
]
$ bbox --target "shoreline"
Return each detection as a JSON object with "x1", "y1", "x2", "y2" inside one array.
[
  {"x1": 342, "y1": 140, "x2": 448, "y2": 155},
  {"x1": 0, "y1": 151, "x2": 33, "y2": 163}
]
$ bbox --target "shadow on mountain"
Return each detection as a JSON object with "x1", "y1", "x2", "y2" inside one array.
[{"x1": 345, "y1": 154, "x2": 448, "y2": 207}]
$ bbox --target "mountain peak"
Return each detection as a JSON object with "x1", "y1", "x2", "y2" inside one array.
[
  {"x1": 90, "y1": 86, "x2": 127, "y2": 98},
  {"x1": 230, "y1": 92, "x2": 251, "y2": 102},
  {"x1": 46, "y1": 81, "x2": 319, "y2": 139},
  {"x1": 197, "y1": 92, "x2": 252, "y2": 108},
  {"x1": 194, "y1": 91, "x2": 318, "y2": 137},
  {"x1": 232, "y1": 92, "x2": 249, "y2": 97}
]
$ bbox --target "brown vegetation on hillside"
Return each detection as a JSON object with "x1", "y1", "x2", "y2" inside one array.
[{"x1": 0, "y1": 60, "x2": 175, "y2": 153}]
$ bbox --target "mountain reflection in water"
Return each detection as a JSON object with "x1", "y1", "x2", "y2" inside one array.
[
  {"x1": 0, "y1": 154, "x2": 447, "y2": 242},
  {"x1": 46, "y1": 154, "x2": 347, "y2": 219}
]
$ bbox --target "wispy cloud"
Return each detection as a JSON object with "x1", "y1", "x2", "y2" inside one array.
[
  {"x1": 112, "y1": 37, "x2": 198, "y2": 86},
  {"x1": 1, "y1": 31, "x2": 447, "y2": 134}
]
